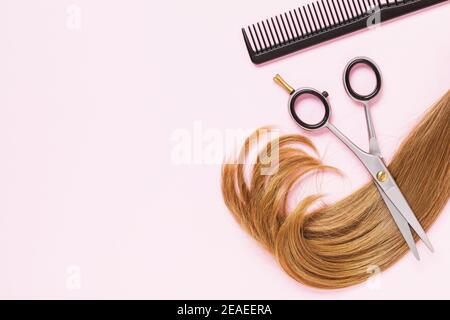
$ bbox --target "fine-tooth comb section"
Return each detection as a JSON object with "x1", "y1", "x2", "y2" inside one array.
[{"x1": 242, "y1": 0, "x2": 447, "y2": 64}]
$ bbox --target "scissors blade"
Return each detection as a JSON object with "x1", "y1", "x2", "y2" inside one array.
[
  {"x1": 376, "y1": 184, "x2": 420, "y2": 260},
  {"x1": 384, "y1": 186, "x2": 434, "y2": 253}
]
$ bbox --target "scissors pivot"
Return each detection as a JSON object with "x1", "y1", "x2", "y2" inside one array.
[{"x1": 377, "y1": 171, "x2": 388, "y2": 183}]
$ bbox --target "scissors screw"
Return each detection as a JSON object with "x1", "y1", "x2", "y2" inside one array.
[
  {"x1": 322, "y1": 91, "x2": 329, "y2": 98},
  {"x1": 377, "y1": 171, "x2": 388, "y2": 183}
]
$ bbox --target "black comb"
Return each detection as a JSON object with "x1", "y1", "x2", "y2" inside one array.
[{"x1": 242, "y1": 0, "x2": 447, "y2": 64}]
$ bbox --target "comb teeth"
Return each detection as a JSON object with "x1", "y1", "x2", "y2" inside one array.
[{"x1": 242, "y1": 0, "x2": 446, "y2": 64}]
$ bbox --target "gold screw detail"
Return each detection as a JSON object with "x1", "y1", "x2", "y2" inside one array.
[{"x1": 377, "y1": 171, "x2": 388, "y2": 183}]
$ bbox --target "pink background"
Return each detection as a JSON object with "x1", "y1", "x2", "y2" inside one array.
[{"x1": 0, "y1": 0, "x2": 449, "y2": 299}]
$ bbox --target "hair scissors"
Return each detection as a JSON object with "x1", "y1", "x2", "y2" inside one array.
[{"x1": 274, "y1": 56, "x2": 433, "y2": 260}]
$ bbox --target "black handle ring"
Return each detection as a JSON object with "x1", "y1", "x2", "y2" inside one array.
[
  {"x1": 344, "y1": 58, "x2": 382, "y2": 102},
  {"x1": 289, "y1": 89, "x2": 330, "y2": 131}
]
